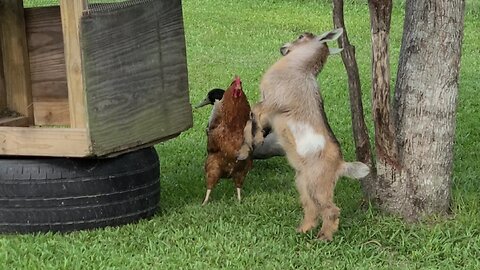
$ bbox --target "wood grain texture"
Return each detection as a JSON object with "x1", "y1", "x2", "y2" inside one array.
[
  {"x1": 60, "y1": 0, "x2": 87, "y2": 128},
  {"x1": 33, "y1": 100, "x2": 70, "y2": 125},
  {"x1": 0, "y1": 0, "x2": 34, "y2": 123},
  {"x1": 81, "y1": 0, "x2": 192, "y2": 156},
  {"x1": 0, "y1": 40, "x2": 5, "y2": 110},
  {"x1": 24, "y1": 6, "x2": 71, "y2": 126},
  {"x1": 25, "y1": 6, "x2": 68, "y2": 101},
  {"x1": 0, "y1": 116, "x2": 28, "y2": 127},
  {"x1": 0, "y1": 127, "x2": 91, "y2": 156}
]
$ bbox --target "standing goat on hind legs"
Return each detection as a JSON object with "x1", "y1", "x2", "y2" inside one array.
[{"x1": 239, "y1": 28, "x2": 370, "y2": 241}]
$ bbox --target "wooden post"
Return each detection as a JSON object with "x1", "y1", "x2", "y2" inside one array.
[
  {"x1": 60, "y1": 0, "x2": 87, "y2": 128},
  {"x1": 0, "y1": 0, "x2": 34, "y2": 123}
]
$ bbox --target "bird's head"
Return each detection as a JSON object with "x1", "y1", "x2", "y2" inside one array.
[
  {"x1": 194, "y1": 88, "x2": 225, "y2": 109},
  {"x1": 230, "y1": 76, "x2": 243, "y2": 99},
  {"x1": 222, "y1": 75, "x2": 250, "y2": 127}
]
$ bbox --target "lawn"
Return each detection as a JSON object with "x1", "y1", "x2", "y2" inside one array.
[{"x1": 1, "y1": 0, "x2": 479, "y2": 269}]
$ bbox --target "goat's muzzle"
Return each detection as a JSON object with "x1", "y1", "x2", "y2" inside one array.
[{"x1": 280, "y1": 46, "x2": 289, "y2": 56}]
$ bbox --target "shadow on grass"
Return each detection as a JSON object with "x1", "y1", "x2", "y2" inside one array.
[{"x1": 155, "y1": 133, "x2": 298, "y2": 212}]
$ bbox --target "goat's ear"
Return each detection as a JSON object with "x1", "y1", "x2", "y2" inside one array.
[
  {"x1": 329, "y1": 48, "x2": 343, "y2": 55},
  {"x1": 317, "y1": 28, "x2": 343, "y2": 43}
]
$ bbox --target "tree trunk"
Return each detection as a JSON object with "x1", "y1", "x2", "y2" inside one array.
[
  {"x1": 332, "y1": 0, "x2": 373, "y2": 168},
  {"x1": 369, "y1": 0, "x2": 465, "y2": 220}
]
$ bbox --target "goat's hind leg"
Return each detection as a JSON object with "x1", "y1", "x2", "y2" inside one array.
[
  {"x1": 317, "y1": 201, "x2": 340, "y2": 241},
  {"x1": 295, "y1": 171, "x2": 320, "y2": 233},
  {"x1": 312, "y1": 170, "x2": 340, "y2": 241}
]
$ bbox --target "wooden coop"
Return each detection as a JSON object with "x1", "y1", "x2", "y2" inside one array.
[{"x1": 0, "y1": 0, "x2": 192, "y2": 157}]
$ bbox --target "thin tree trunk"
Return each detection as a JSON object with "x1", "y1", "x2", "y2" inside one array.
[
  {"x1": 370, "y1": 0, "x2": 465, "y2": 219},
  {"x1": 332, "y1": 0, "x2": 373, "y2": 168}
]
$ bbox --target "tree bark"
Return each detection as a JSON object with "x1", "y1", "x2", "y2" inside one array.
[
  {"x1": 332, "y1": 0, "x2": 373, "y2": 168},
  {"x1": 370, "y1": 0, "x2": 465, "y2": 219}
]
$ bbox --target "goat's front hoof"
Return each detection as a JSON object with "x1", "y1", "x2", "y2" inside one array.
[
  {"x1": 236, "y1": 147, "x2": 250, "y2": 161},
  {"x1": 253, "y1": 136, "x2": 264, "y2": 146},
  {"x1": 296, "y1": 223, "x2": 315, "y2": 234}
]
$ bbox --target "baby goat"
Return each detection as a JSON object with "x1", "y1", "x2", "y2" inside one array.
[{"x1": 240, "y1": 29, "x2": 369, "y2": 241}]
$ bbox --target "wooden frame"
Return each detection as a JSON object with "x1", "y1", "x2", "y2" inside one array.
[
  {"x1": 60, "y1": 0, "x2": 87, "y2": 128},
  {"x1": 0, "y1": 0, "x2": 34, "y2": 125},
  {"x1": 0, "y1": 0, "x2": 192, "y2": 157},
  {"x1": 0, "y1": 116, "x2": 29, "y2": 127},
  {"x1": 0, "y1": 127, "x2": 90, "y2": 156}
]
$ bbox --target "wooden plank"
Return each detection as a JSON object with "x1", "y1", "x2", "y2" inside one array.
[
  {"x1": 102, "y1": 132, "x2": 181, "y2": 158},
  {"x1": 0, "y1": 39, "x2": 6, "y2": 110},
  {"x1": 24, "y1": 6, "x2": 70, "y2": 126},
  {"x1": 157, "y1": 0, "x2": 190, "y2": 104},
  {"x1": 33, "y1": 100, "x2": 70, "y2": 126},
  {"x1": 0, "y1": 127, "x2": 91, "y2": 156},
  {"x1": 0, "y1": 116, "x2": 28, "y2": 127},
  {"x1": 81, "y1": 0, "x2": 192, "y2": 156},
  {"x1": 60, "y1": 0, "x2": 87, "y2": 128},
  {"x1": 0, "y1": 0, "x2": 34, "y2": 123},
  {"x1": 25, "y1": 7, "x2": 68, "y2": 101}
]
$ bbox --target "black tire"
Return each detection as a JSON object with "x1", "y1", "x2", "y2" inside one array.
[{"x1": 0, "y1": 147, "x2": 160, "y2": 233}]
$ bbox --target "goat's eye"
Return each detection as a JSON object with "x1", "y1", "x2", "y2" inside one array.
[{"x1": 298, "y1": 34, "x2": 304, "y2": 40}]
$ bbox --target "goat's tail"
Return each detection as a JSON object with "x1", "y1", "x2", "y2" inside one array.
[{"x1": 340, "y1": 161, "x2": 370, "y2": 179}]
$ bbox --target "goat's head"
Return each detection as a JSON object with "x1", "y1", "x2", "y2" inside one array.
[
  {"x1": 280, "y1": 28, "x2": 344, "y2": 56},
  {"x1": 279, "y1": 28, "x2": 344, "y2": 75}
]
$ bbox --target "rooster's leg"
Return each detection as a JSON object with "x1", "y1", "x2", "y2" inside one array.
[
  {"x1": 203, "y1": 160, "x2": 221, "y2": 206},
  {"x1": 233, "y1": 174, "x2": 245, "y2": 203},
  {"x1": 202, "y1": 189, "x2": 212, "y2": 206}
]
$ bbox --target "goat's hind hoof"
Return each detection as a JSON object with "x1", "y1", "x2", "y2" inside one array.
[{"x1": 316, "y1": 231, "x2": 333, "y2": 242}]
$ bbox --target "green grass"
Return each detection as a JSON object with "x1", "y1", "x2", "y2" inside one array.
[{"x1": 2, "y1": 0, "x2": 479, "y2": 269}]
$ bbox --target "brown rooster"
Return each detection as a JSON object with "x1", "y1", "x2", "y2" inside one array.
[{"x1": 202, "y1": 76, "x2": 253, "y2": 205}]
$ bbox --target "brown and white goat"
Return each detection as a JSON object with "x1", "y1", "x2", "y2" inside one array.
[{"x1": 239, "y1": 29, "x2": 369, "y2": 241}]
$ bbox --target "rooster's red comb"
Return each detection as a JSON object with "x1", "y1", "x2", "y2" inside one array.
[
  {"x1": 232, "y1": 75, "x2": 242, "y2": 98},
  {"x1": 234, "y1": 75, "x2": 241, "y2": 87}
]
